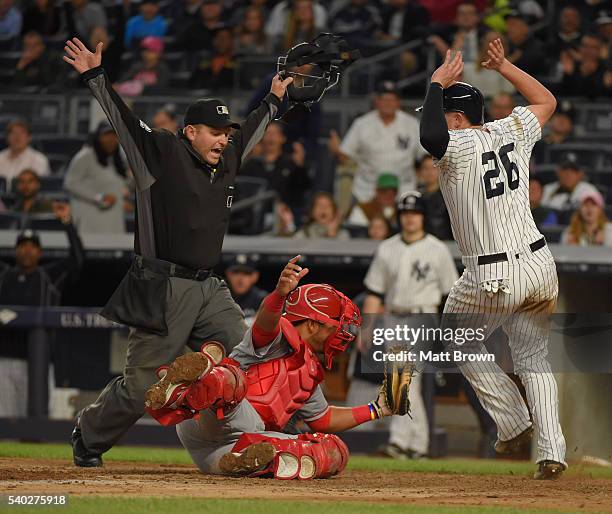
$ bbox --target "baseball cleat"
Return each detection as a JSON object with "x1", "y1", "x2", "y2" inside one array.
[
  {"x1": 534, "y1": 460, "x2": 565, "y2": 480},
  {"x1": 144, "y1": 352, "x2": 213, "y2": 410},
  {"x1": 219, "y1": 442, "x2": 276, "y2": 476},
  {"x1": 494, "y1": 425, "x2": 533, "y2": 456},
  {"x1": 71, "y1": 423, "x2": 102, "y2": 467}
]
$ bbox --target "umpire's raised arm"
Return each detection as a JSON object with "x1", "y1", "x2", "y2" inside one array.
[
  {"x1": 63, "y1": 38, "x2": 167, "y2": 192},
  {"x1": 231, "y1": 74, "x2": 293, "y2": 160}
]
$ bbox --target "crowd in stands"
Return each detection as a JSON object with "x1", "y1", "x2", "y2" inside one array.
[{"x1": 1, "y1": 0, "x2": 612, "y2": 249}]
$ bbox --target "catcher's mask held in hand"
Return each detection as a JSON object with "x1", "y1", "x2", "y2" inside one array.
[
  {"x1": 284, "y1": 284, "x2": 362, "y2": 369},
  {"x1": 277, "y1": 33, "x2": 361, "y2": 122}
]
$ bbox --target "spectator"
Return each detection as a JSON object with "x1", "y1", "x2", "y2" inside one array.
[
  {"x1": 10, "y1": 169, "x2": 54, "y2": 213},
  {"x1": 89, "y1": 26, "x2": 122, "y2": 84},
  {"x1": 330, "y1": 81, "x2": 425, "y2": 203},
  {"x1": 63, "y1": 122, "x2": 129, "y2": 234},
  {"x1": 368, "y1": 214, "x2": 392, "y2": 240},
  {"x1": 21, "y1": 0, "x2": 61, "y2": 37},
  {"x1": 275, "y1": 0, "x2": 326, "y2": 52},
  {"x1": 174, "y1": 0, "x2": 205, "y2": 28},
  {"x1": 241, "y1": 121, "x2": 311, "y2": 217},
  {"x1": 562, "y1": 191, "x2": 612, "y2": 247},
  {"x1": 224, "y1": 254, "x2": 267, "y2": 322},
  {"x1": 65, "y1": 0, "x2": 107, "y2": 41},
  {"x1": 115, "y1": 36, "x2": 169, "y2": 96},
  {"x1": 152, "y1": 104, "x2": 179, "y2": 133},
  {"x1": 595, "y1": 10, "x2": 612, "y2": 59},
  {"x1": 416, "y1": 155, "x2": 452, "y2": 240},
  {"x1": 541, "y1": 156, "x2": 600, "y2": 217},
  {"x1": 230, "y1": 0, "x2": 270, "y2": 27},
  {"x1": 532, "y1": 101, "x2": 575, "y2": 163},
  {"x1": 235, "y1": 6, "x2": 270, "y2": 55},
  {"x1": 529, "y1": 176, "x2": 558, "y2": 230},
  {"x1": 124, "y1": 0, "x2": 167, "y2": 50},
  {"x1": 189, "y1": 27, "x2": 236, "y2": 90},
  {"x1": 0, "y1": 0, "x2": 22, "y2": 47},
  {"x1": 429, "y1": 2, "x2": 485, "y2": 63},
  {"x1": 419, "y1": 0, "x2": 487, "y2": 25},
  {"x1": 265, "y1": 0, "x2": 327, "y2": 45},
  {"x1": 177, "y1": 0, "x2": 223, "y2": 51},
  {"x1": 347, "y1": 173, "x2": 398, "y2": 228},
  {"x1": 486, "y1": 91, "x2": 515, "y2": 121},
  {"x1": 329, "y1": 0, "x2": 381, "y2": 48},
  {"x1": 0, "y1": 203, "x2": 84, "y2": 418},
  {"x1": 0, "y1": 119, "x2": 50, "y2": 185},
  {"x1": 505, "y1": 11, "x2": 548, "y2": 76},
  {"x1": 461, "y1": 31, "x2": 515, "y2": 98},
  {"x1": 293, "y1": 191, "x2": 350, "y2": 239},
  {"x1": 551, "y1": 6, "x2": 582, "y2": 59},
  {"x1": 560, "y1": 33, "x2": 609, "y2": 98},
  {"x1": 379, "y1": 0, "x2": 431, "y2": 43},
  {"x1": 12, "y1": 31, "x2": 61, "y2": 90}
]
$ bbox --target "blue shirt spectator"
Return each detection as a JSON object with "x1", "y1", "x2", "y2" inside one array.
[
  {"x1": 124, "y1": 0, "x2": 167, "y2": 50},
  {"x1": 0, "y1": 0, "x2": 22, "y2": 44}
]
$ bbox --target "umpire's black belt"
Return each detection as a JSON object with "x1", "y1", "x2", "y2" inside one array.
[
  {"x1": 135, "y1": 255, "x2": 212, "y2": 281},
  {"x1": 477, "y1": 237, "x2": 546, "y2": 266}
]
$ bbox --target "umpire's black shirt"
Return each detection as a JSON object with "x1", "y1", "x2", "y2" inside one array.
[{"x1": 82, "y1": 67, "x2": 281, "y2": 270}]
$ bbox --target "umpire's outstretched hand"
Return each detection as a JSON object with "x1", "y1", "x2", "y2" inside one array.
[
  {"x1": 63, "y1": 38, "x2": 102, "y2": 74},
  {"x1": 270, "y1": 74, "x2": 294, "y2": 100}
]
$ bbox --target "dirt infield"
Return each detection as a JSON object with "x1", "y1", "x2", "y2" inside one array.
[{"x1": 1, "y1": 458, "x2": 611, "y2": 512}]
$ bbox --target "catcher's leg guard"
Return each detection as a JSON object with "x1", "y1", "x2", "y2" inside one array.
[
  {"x1": 219, "y1": 432, "x2": 349, "y2": 480},
  {"x1": 144, "y1": 341, "x2": 245, "y2": 413}
]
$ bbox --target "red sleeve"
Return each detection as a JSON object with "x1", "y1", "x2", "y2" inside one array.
[
  {"x1": 252, "y1": 290, "x2": 285, "y2": 348},
  {"x1": 306, "y1": 409, "x2": 332, "y2": 431}
]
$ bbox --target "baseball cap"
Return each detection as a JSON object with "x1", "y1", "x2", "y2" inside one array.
[
  {"x1": 96, "y1": 120, "x2": 115, "y2": 135},
  {"x1": 596, "y1": 11, "x2": 612, "y2": 25},
  {"x1": 16, "y1": 229, "x2": 41, "y2": 248},
  {"x1": 227, "y1": 254, "x2": 257, "y2": 273},
  {"x1": 375, "y1": 80, "x2": 400, "y2": 97},
  {"x1": 555, "y1": 100, "x2": 575, "y2": 122},
  {"x1": 376, "y1": 173, "x2": 399, "y2": 190},
  {"x1": 558, "y1": 152, "x2": 581, "y2": 171},
  {"x1": 141, "y1": 36, "x2": 164, "y2": 54},
  {"x1": 184, "y1": 98, "x2": 240, "y2": 129},
  {"x1": 580, "y1": 190, "x2": 605, "y2": 208}
]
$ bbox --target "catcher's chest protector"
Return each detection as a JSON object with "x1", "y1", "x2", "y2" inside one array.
[{"x1": 246, "y1": 318, "x2": 324, "y2": 430}]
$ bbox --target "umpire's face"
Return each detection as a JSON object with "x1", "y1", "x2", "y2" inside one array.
[{"x1": 184, "y1": 124, "x2": 232, "y2": 165}]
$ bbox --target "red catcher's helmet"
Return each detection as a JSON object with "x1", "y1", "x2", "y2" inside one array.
[{"x1": 284, "y1": 284, "x2": 362, "y2": 369}]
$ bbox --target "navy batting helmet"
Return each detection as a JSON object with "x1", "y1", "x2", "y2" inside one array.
[
  {"x1": 442, "y1": 82, "x2": 485, "y2": 125},
  {"x1": 397, "y1": 191, "x2": 426, "y2": 215}
]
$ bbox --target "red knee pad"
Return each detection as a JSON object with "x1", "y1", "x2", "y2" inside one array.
[
  {"x1": 185, "y1": 361, "x2": 247, "y2": 414},
  {"x1": 230, "y1": 432, "x2": 350, "y2": 480}
]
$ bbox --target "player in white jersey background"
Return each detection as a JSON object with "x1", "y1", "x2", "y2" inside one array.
[
  {"x1": 346, "y1": 191, "x2": 458, "y2": 458},
  {"x1": 418, "y1": 39, "x2": 566, "y2": 480}
]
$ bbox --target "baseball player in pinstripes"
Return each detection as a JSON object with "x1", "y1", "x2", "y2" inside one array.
[{"x1": 418, "y1": 40, "x2": 566, "y2": 479}]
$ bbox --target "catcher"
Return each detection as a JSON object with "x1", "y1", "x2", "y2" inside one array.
[{"x1": 144, "y1": 256, "x2": 411, "y2": 479}]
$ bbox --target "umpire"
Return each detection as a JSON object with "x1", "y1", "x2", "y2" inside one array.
[{"x1": 62, "y1": 37, "x2": 292, "y2": 467}]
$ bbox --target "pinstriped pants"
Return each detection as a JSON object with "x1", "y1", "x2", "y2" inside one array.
[{"x1": 443, "y1": 246, "x2": 566, "y2": 465}]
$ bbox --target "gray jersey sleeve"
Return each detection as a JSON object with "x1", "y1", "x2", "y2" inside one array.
[
  {"x1": 297, "y1": 385, "x2": 330, "y2": 423},
  {"x1": 229, "y1": 327, "x2": 291, "y2": 369}
]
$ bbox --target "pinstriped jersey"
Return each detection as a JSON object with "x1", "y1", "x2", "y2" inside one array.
[
  {"x1": 364, "y1": 234, "x2": 458, "y2": 311},
  {"x1": 435, "y1": 106, "x2": 543, "y2": 257}
]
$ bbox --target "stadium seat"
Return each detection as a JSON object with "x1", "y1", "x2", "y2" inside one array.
[
  {"x1": 343, "y1": 223, "x2": 369, "y2": 239},
  {"x1": 0, "y1": 176, "x2": 6, "y2": 193},
  {"x1": 163, "y1": 51, "x2": 185, "y2": 72},
  {"x1": 22, "y1": 213, "x2": 64, "y2": 231},
  {"x1": 229, "y1": 176, "x2": 274, "y2": 235},
  {"x1": 35, "y1": 136, "x2": 86, "y2": 157},
  {"x1": 47, "y1": 154, "x2": 71, "y2": 175},
  {"x1": 39, "y1": 175, "x2": 65, "y2": 192},
  {"x1": 540, "y1": 225, "x2": 564, "y2": 244},
  {"x1": 547, "y1": 143, "x2": 612, "y2": 170},
  {"x1": 0, "y1": 211, "x2": 20, "y2": 229}
]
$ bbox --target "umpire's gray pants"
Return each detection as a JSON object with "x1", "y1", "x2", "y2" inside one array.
[{"x1": 80, "y1": 275, "x2": 247, "y2": 454}]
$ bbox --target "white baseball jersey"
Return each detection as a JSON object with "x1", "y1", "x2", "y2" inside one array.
[
  {"x1": 437, "y1": 105, "x2": 566, "y2": 466},
  {"x1": 436, "y1": 106, "x2": 543, "y2": 257},
  {"x1": 364, "y1": 233, "x2": 458, "y2": 312},
  {"x1": 341, "y1": 110, "x2": 426, "y2": 202}
]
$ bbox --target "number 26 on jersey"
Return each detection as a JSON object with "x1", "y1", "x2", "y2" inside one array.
[{"x1": 482, "y1": 143, "x2": 519, "y2": 199}]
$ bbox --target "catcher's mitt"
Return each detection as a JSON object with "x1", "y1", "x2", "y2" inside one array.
[{"x1": 372, "y1": 351, "x2": 413, "y2": 417}]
